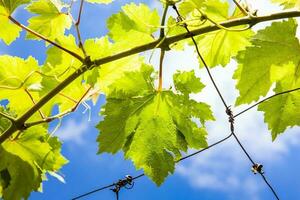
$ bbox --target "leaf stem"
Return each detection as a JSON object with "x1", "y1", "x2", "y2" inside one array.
[
  {"x1": 232, "y1": 0, "x2": 249, "y2": 16},
  {"x1": 158, "y1": 50, "x2": 165, "y2": 92},
  {"x1": 157, "y1": 4, "x2": 169, "y2": 91},
  {"x1": 70, "y1": 0, "x2": 87, "y2": 57},
  {"x1": 8, "y1": 16, "x2": 84, "y2": 62},
  {"x1": 24, "y1": 88, "x2": 46, "y2": 119},
  {"x1": 160, "y1": 4, "x2": 169, "y2": 38}
]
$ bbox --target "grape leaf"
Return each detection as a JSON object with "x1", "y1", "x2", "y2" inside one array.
[
  {"x1": 183, "y1": 0, "x2": 254, "y2": 67},
  {"x1": 0, "y1": 107, "x2": 13, "y2": 133},
  {"x1": 258, "y1": 62, "x2": 300, "y2": 140},
  {"x1": 271, "y1": 0, "x2": 300, "y2": 8},
  {"x1": 97, "y1": 65, "x2": 213, "y2": 185},
  {"x1": 0, "y1": 55, "x2": 45, "y2": 115},
  {"x1": 234, "y1": 19, "x2": 300, "y2": 105},
  {"x1": 26, "y1": 0, "x2": 72, "y2": 41},
  {"x1": 0, "y1": 0, "x2": 30, "y2": 13},
  {"x1": 107, "y1": 3, "x2": 160, "y2": 49},
  {"x1": 84, "y1": 36, "x2": 146, "y2": 93},
  {"x1": 173, "y1": 70, "x2": 205, "y2": 95},
  {"x1": 0, "y1": 0, "x2": 30, "y2": 44},
  {"x1": 178, "y1": 0, "x2": 205, "y2": 17},
  {"x1": 0, "y1": 123, "x2": 67, "y2": 199},
  {"x1": 44, "y1": 34, "x2": 82, "y2": 72},
  {"x1": 0, "y1": 147, "x2": 41, "y2": 200}
]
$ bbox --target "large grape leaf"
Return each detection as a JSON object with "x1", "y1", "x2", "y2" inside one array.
[
  {"x1": 26, "y1": 0, "x2": 72, "y2": 41},
  {"x1": 0, "y1": 0, "x2": 30, "y2": 44},
  {"x1": 258, "y1": 62, "x2": 300, "y2": 140},
  {"x1": 97, "y1": 65, "x2": 214, "y2": 185},
  {"x1": 0, "y1": 114, "x2": 67, "y2": 200},
  {"x1": 234, "y1": 19, "x2": 300, "y2": 105},
  {"x1": 107, "y1": 3, "x2": 160, "y2": 49},
  {"x1": 180, "y1": 0, "x2": 253, "y2": 67},
  {"x1": 271, "y1": 0, "x2": 300, "y2": 9}
]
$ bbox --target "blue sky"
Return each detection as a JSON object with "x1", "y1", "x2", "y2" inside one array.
[{"x1": 1, "y1": 0, "x2": 300, "y2": 200}]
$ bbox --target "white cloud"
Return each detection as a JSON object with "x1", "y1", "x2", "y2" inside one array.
[{"x1": 55, "y1": 119, "x2": 90, "y2": 145}]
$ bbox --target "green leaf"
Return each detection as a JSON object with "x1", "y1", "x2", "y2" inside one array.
[
  {"x1": 271, "y1": 0, "x2": 300, "y2": 9},
  {"x1": 97, "y1": 66, "x2": 213, "y2": 185},
  {"x1": 0, "y1": 0, "x2": 30, "y2": 13},
  {"x1": 0, "y1": 147, "x2": 41, "y2": 200},
  {"x1": 0, "y1": 0, "x2": 30, "y2": 44},
  {"x1": 107, "y1": 64, "x2": 155, "y2": 97},
  {"x1": 186, "y1": 0, "x2": 254, "y2": 67},
  {"x1": 45, "y1": 34, "x2": 82, "y2": 72},
  {"x1": 0, "y1": 125, "x2": 67, "y2": 199},
  {"x1": 0, "y1": 107, "x2": 13, "y2": 133},
  {"x1": 98, "y1": 56, "x2": 145, "y2": 94},
  {"x1": 0, "y1": 55, "x2": 45, "y2": 115},
  {"x1": 258, "y1": 62, "x2": 300, "y2": 140},
  {"x1": 234, "y1": 19, "x2": 300, "y2": 105},
  {"x1": 26, "y1": 0, "x2": 72, "y2": 41},
  {"x1": 173, "y1": 70, "x2": 205, "y2": 95},
  {"x1": 196, "y1": 28, "x2": 253, "y2": 67},
  {"x1": 83, "y1": 36, "x2": 146, "y2": 93},
  {"x1": 0, "y1": 15, "x2": 21, "y2": 45},
  {"x1": 83, "y1": 36, "x2": 113, "y2": 86},
  {"x1": 178, "y1": 0, "x2": 205, "y2": 17},
  {"x1": 107, "y1": 3, "x2": 160, "y2": 49}
]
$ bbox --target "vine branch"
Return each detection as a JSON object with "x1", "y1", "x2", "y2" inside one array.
[
  {"x1": 8, "y1": 16, "x2": 84, "y2": 62},
  {"x1": 70, "y1": 0, "x2": 87, "y2": 57},
  {"x1": 1, "y1": 10, "x2": 300, "y2": 144}
]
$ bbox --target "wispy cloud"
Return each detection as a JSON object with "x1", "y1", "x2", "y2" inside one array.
[{"x1": 56, "y1": 119, "x2": 90, "y2": 145}]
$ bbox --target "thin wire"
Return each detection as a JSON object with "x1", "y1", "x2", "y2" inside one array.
[
  {"x1": 71, "y1": 133, "x2": 233, "y2": 199},
  {"x1": 74, "y1": 3, "x2": 284, "y2": 200},
  {"x1": 234, "y1": 87, "x2": 300, "y2": 118},
  {"x1": 72, "y1": 184, "x2": 115, "y2": 200},
  {"x1": 176, "y1": 133, "x2": 233, "y2": 162},
  {"x1": 171, "y1": 5, "x2": 229, "y2": 109},
  {"x1": 172, "y1": 4, "x2": 280, "y2": 200}
]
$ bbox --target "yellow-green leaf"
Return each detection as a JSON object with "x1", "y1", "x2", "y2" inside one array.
[{"x1": 26, "y1": 0, "x2": 72, "y2": 41}]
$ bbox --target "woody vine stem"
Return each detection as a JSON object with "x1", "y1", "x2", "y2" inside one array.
[{"x1": 1, "y1": 6, "x2": 300, "y2": 147}]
